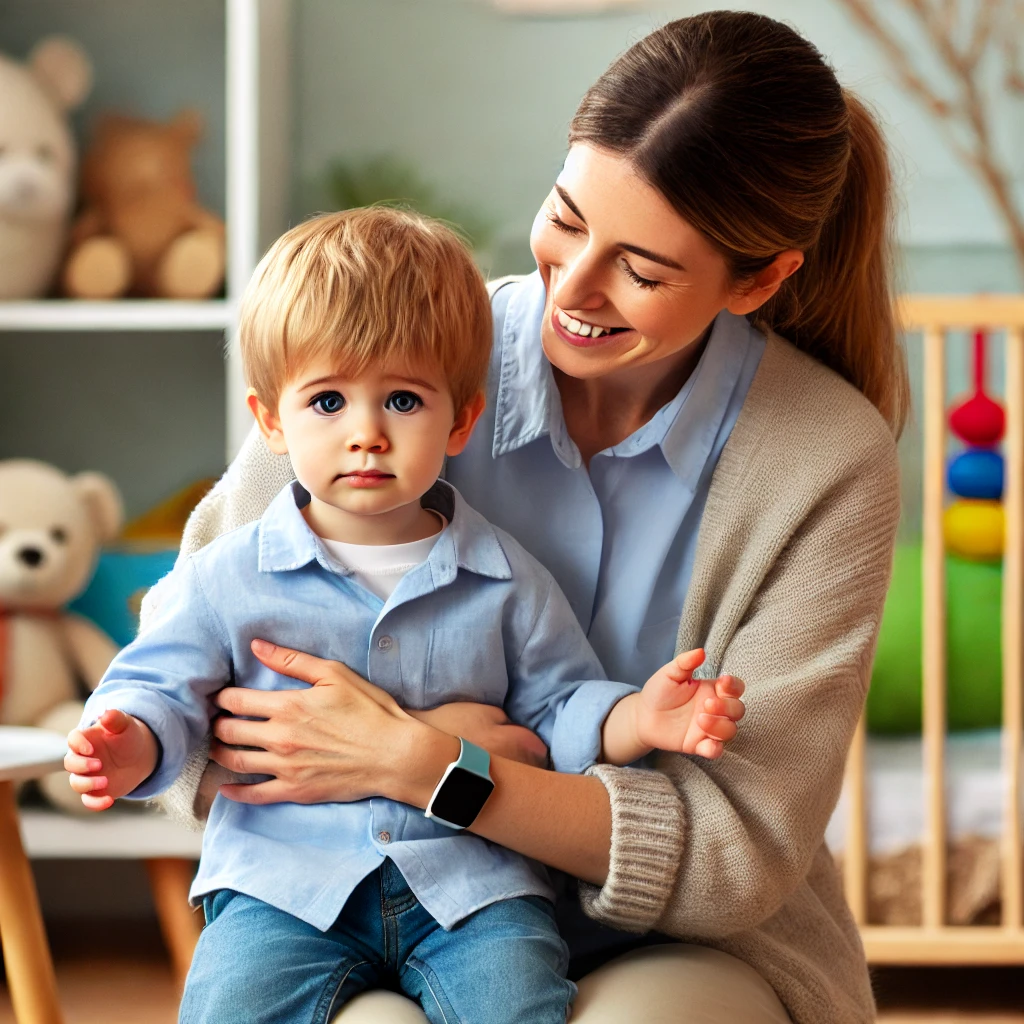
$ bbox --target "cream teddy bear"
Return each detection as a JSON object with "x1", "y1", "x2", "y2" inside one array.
[
  {"x1": 0, "y1": 459, "x2": 123, "y2": 812},
  {"x1": 0, "y1": 37, "x2": 92, "y2": 299}
]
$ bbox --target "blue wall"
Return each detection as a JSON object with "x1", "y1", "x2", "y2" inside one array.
[{"x1": 292, "y1": 0, "x2": 1023, "y2": 289}]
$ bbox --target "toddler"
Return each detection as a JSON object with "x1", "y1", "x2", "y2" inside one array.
[{"x1": 67, "y1": 208, "x2": 736, "y2": 1024}]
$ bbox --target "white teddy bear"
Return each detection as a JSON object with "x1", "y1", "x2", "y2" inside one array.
[
  {"x1": 0, "y1": 37, "x2": 92, "y2": 299},
  {"x1": 0, "y1": 459, "x2": 123, "y2": 812}
]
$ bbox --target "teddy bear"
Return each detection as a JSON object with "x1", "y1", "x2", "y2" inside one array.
[
  {"x1": 61, "y1": 110, "x2": 226, "y2": 300},
  {"x1": 0, "y1": 459, "x2": 123, "y2": 812},
  {"x1": 0, "y1": 37, "x2": 92, "y2": 299}
]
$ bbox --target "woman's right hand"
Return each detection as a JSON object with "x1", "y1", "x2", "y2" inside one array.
[
  {"x1": 406, "y1": 703, "x2": 549, "y2": 768},
  {"x1": 209, "y1": 639, "x2": 459, "y2": 808}
]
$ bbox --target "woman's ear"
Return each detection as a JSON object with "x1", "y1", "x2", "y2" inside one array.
[
  {"x1": 247, "y1": 389, "x2": 289, "y2": 454},
  {"x1": 726, "y1": 249, "x2": 804, "y2": 316},
  {"x1": 446, "y1": 391, "x2": 486, "y2": 457}
]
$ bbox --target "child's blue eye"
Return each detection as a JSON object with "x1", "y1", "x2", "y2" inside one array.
[
  {"x1": 311, "y1": 391, "x2": 345, "y2": 414},
  {"x1": 387, "y1": 391, "x2": 422, "y2": 414}
]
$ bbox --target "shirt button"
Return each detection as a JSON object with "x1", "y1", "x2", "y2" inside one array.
[
  {"x1": 377, "y1": 636, "x2": 393, "y2": 651},
  {"x1": 378, "y1": 831, "x2": 391, "y2": 844}
]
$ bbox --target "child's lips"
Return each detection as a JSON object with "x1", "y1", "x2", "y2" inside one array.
[{"x1": 339, "y1": 470, "x2": 394, "y2": 488}]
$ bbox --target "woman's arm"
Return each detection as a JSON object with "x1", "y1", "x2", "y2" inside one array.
[
  {"x1": 406, "y1": 703, "x2": 550, "y2": 768},
  {"x1": 209, "y1": 642, "x2": 614, "y2": 882},
  {"x1": 210, "y1": 639, "x2": 743, "y2": 884},
  {"x1": 575, "y1": 404, "x2": 903, "y2": 939}
]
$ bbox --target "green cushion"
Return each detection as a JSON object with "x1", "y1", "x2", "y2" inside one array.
[{"x1": 868, "y1": 544, "x2": 1002, "y2": 733}]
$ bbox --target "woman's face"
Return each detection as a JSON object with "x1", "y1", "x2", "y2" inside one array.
[{"x1": 531, "y1": 144, "x2": 757, "y2": 382}]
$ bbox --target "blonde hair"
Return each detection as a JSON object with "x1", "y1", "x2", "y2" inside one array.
[{"x1": 239, "y1": 207, "x2": 492, "y2": 412}]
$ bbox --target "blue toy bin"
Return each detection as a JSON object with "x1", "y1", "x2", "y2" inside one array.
[{"x1": 70, "y1": 546, "x2": 179, "y2": 647}]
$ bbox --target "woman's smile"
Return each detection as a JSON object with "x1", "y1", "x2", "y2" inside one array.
[{"x1": 550, "y1": 306, "x2": 633, "y2": 348}]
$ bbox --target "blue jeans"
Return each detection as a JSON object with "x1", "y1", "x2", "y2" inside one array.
[{"x1": 179, "y1": 858, "x2": 575, "y2": 1024}]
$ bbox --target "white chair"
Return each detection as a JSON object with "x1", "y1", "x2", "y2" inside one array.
[{"x1": 0, "y1": 726, "x2": 68, "y2": 1024}]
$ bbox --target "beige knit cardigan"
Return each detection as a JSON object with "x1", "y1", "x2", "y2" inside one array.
[{"x1": 155, "y1": 328, "x2": 900, "y2": 1024}]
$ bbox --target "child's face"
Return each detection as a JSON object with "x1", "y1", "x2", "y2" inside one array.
[{"x1": 250, "y1": 355, "x2": 482, "y2": 531}]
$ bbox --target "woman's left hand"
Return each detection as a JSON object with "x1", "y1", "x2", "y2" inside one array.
[{"x1": 209, "y1": 638, "x2": 455, "y2": 807}]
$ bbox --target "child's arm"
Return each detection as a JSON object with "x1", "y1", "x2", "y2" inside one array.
[
  {"x1": 502, "y1": 565, "x2": 742, "y2": 775},
  {"x1": 64, "y1": 709, "x2": 159, "y2": 811},
  {"x1": 67, "y1": 558, "x2": 232, "y2": 809},
  {"x1": 600, "y1": 648, "x2": 735, "y2": 765}
]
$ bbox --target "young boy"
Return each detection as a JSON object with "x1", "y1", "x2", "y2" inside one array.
[{"x1": 67, "y1": 209, "x2": 734, "y2": 1024}]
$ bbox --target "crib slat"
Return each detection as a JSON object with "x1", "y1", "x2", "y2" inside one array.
[
  {"x1": 844, "y1": 715, "x2": 869, "y2": 924},
  {"x1": 922, "y1": 325, "x2": 948, "y2": 929},
  {"x1": 1003, "y1": 327, "x2": 1024, "y2": 931},
  {"x1": 899, "y1": 296, "x2": 1024, "y2": 329}
]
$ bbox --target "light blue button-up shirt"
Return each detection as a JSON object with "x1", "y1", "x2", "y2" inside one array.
[
  {"x1": 82, "y1": 479, "x2": 635, "y2": 931},
  {"x1": 446, "y1": 272, "x2": 766, "y2": 689}
]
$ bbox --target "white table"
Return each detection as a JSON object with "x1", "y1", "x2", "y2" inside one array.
[{"x1": 0, "y1": 726, "x2": 68, "y2": 1024}]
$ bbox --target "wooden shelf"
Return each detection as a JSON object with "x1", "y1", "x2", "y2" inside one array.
[
  {"x1": 20, "y1": 807, "x2": 203, "y2": 860},
  {"x1": 0, "y1": 300, "x2": 235, "y2": 333}
]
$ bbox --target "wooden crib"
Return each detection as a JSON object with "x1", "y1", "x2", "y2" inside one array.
[{"x1": 841, "y1": 296, "x2": 1024, "y2": 964}]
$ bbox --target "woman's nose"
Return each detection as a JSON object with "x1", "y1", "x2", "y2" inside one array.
[{"x1": 552, "y1": 248, "x2": 605, "y2": 313}]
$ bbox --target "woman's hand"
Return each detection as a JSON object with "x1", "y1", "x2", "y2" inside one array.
[
  {"x1": 407, "y1": 704, "x2": 549, "y2": 768},
  {"x1": 210, "y1": 639, "x2": 457, "y2": 807}
]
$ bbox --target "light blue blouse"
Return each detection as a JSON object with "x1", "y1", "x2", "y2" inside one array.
[{"x1": 446, "y1": 272, "x2": 766, "y2": 689}]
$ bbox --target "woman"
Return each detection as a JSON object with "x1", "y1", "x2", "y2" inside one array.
[{"x1": 165, "y1": 12, "x2": 907, "y2": 1023}]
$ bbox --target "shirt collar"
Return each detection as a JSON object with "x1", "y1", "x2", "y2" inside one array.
[
  {"x1": 490, "y1": 270, "x2": 761, "y2": 488},
  {"x1": 257, "y1": 479, "x2": 511, "y2": 583}
]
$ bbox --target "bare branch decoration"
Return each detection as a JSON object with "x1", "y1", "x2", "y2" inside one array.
[{"x1": 837, "y1": 0, "x2": 1024, "y2": 278}]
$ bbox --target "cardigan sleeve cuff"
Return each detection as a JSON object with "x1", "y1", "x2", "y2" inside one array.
[
  {"x1": 577, "y1": 763, "x2": 687, "y2": 933},
  {"x1": 154, "y1": 740, "x2": 211, "y2": 832}
]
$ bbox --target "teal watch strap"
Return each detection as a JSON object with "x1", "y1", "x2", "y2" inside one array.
[{"x1": 456, "y1": 737, "x2": 491, "y2": 777}]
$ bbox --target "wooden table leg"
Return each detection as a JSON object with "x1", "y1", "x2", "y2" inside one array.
[
  {"x1": 144, "y1": 857, "x2": 202, "y2": 991},
  {"x1": 0, "y1": 781, "x2": 63, "y2": 1024}
]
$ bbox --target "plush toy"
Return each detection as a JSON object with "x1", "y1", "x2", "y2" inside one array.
[
  {"x1": 62, "y1": 110, "x2": 225, "y2": 299},
  {"x1": 0, "y1": 459, "x2": 123, "y2": 812},
  {"x1": 0, "y1": 37, "x2": 92, "y2": 299}
]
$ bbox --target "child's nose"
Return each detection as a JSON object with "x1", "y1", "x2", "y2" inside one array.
[{"x1": 346, "y1": 416, "x2": 389, "y2": 452}]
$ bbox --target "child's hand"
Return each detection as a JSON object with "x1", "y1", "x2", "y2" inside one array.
[
  {"x1": 64, "y1": 709, "x2": 159, "y2": 811},
  {"x1": 634, "y1": 649, "x2": 745, "y2": 759}
]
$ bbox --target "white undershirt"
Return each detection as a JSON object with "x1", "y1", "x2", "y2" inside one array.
[{"x1": 318, "y1": 512, "x2": 446, "y2": 600}]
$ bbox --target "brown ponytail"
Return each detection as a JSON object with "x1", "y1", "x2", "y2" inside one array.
[{"x1": 570, "y1": 12, "x2": 910, "y2": 435}]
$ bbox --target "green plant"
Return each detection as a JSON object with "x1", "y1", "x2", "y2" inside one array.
[{"x1": 325, "y1": 155, "x2": 495, "y2": 250}]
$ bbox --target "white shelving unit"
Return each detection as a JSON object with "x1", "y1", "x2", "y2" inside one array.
[
  {"x1": 0, "y1": 0, "x2": 292, "y2": 978},
  {"x1": 0, "y1": 0, "x2": 291, "y2": 457},
  {"x1": 0, "y1": 300, "x2": 235, "y2": 332}
]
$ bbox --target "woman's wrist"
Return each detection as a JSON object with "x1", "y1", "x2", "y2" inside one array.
[{"x1": 386, "y1": 717, "x2": 461, "y2": 809}]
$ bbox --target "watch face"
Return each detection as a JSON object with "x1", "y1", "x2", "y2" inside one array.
[{"x1": 430, "y1": 766, "x2": 495, "y2": 828}]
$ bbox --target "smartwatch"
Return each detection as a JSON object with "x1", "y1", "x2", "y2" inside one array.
[{"x1": 424, "y1": 737, "x2": 494, "y2": 830}]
